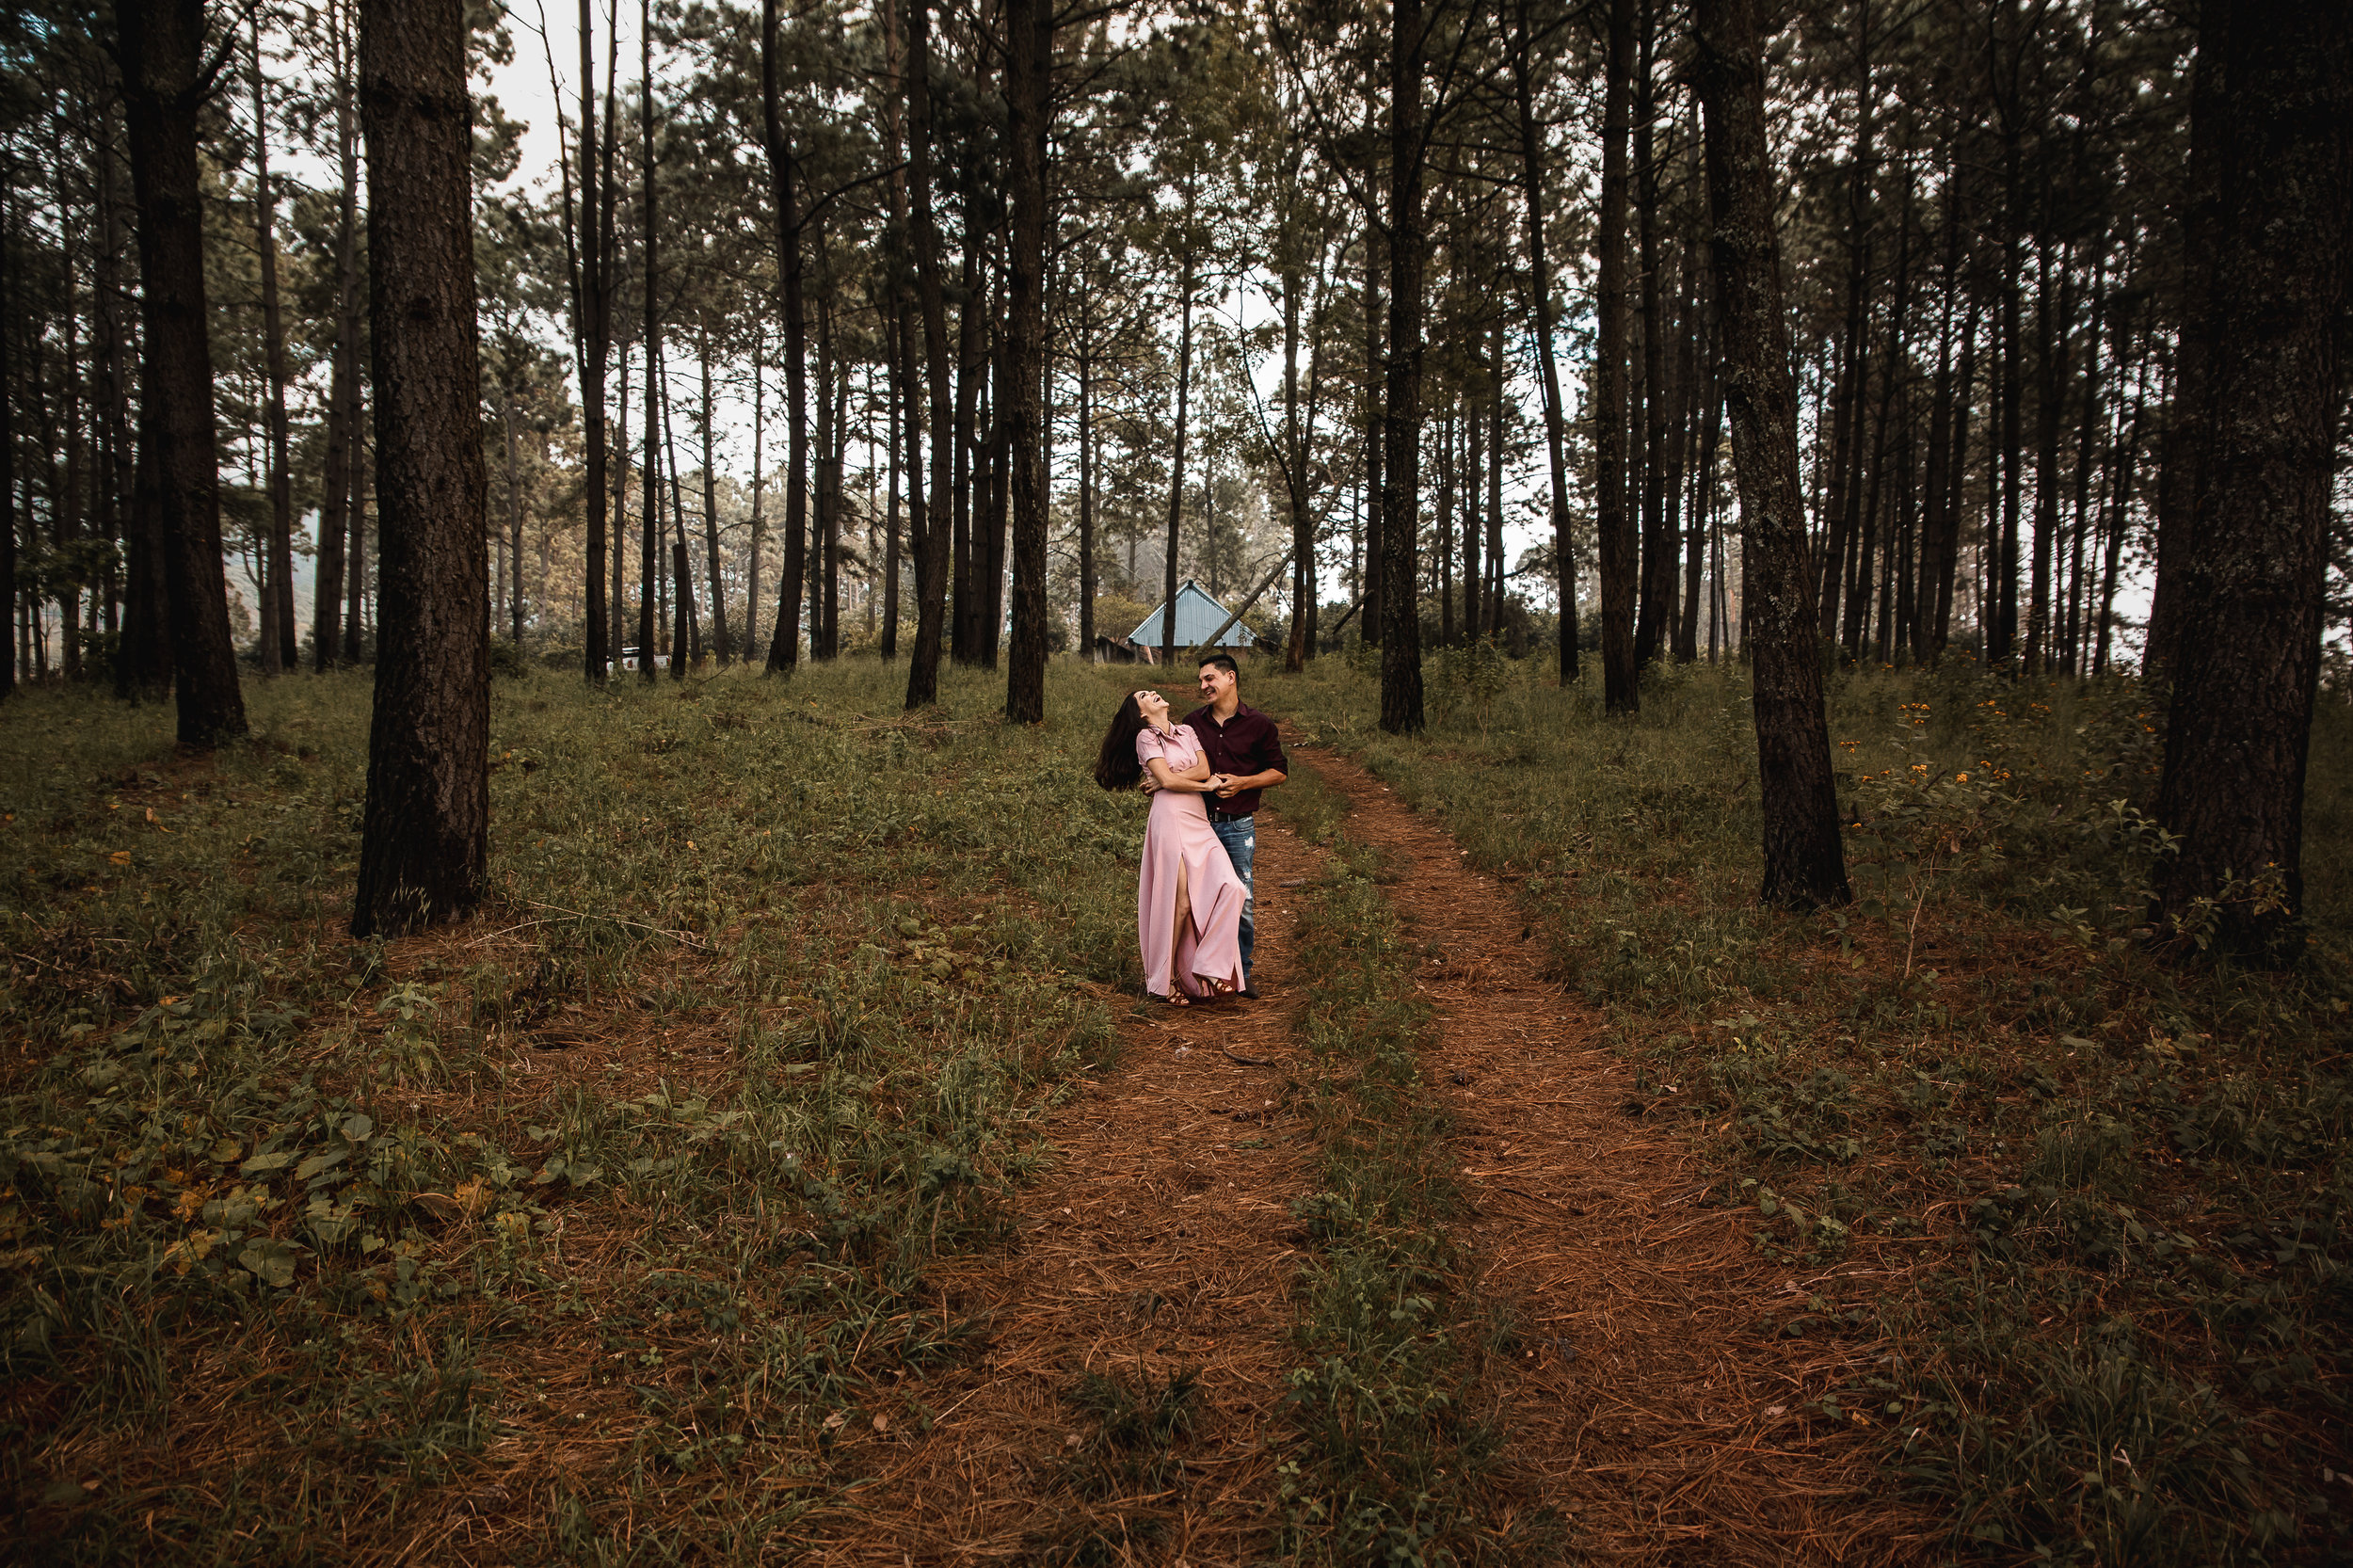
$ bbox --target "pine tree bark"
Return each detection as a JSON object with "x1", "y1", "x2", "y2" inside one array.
[
  {"x1": 698, "y1": 325, "x2": 729, "y2": 661},
  {"x1": 1673, "y1": 231, "x2": 1705, "y2": 661},
  {"x1": 1359, "y1": 208, "x2": 1383, "y2": 647},
  {"x1": 315, "y1": 3, "x2": 360, "y2": 672},
  {"x1": 640, "y1": 8, "x2": 664, "y2": 680},
  {"x1": 746, "y1": 332, "x2": 765, "y2": 657},
  {"x1": 901, "y1": 0, "x2": 954, "y2": 708},
  {"x1": 762, "y1": 0, "x2": 808, "y2": 675},
  {"x1": 244, "y1": 25, "x2": 297, "y2": 674},
  {"x1": 0, "y1": 191, "x2": 12, "y2": 703},
  {"x1": 117, "y1": 0, "x2": 248, "y2": 744},
  {"x1": 1632, "y1": 0, "x2": 1674, "y2": 667},
  {"x1": 1074, "y1": 328, "x2": 1093, "y2": 657},
  {"x1": 1160, "y1": 212, "x2": 1195, "y2": 658},
  {"x1": 345, "y1": 421, "x2": 370, "y2": 661},
  {"x1": 352, "y1": 0, "x2": 488, "y2": 936},
  {"x1": 1693, "y1": 0, "x2": 1850, "y2": 909},
  {"x1": 1511, "y1": 0, "x2": 1575, "y2": 680},
  {"x1": 1593, "y1": 0, "x2": 1639, "y2": 713},
  {"x1": 2153, "y1": 0, "x2": 2350, "y2": 961},
  {"x1": 2025, "y1": 234, "x2": 2062, "y2": 673},
  {"x1": 1378, "y1": 0, "x2": 1428, "y2": 732},
  {"x1": 1002, "y1": 0, "x2": 1050, "y2": 721},
  {"x1": 578, "y1": 0, "x2": 611, "y2": 680}
]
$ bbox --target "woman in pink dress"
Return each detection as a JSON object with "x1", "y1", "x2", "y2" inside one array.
[{"x1": 1095, "y1": 689, "x2": 1248, "y2": 1005}]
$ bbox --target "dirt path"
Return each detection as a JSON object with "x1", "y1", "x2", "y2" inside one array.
[
  {"x1": 1291, "y1": 740, "x2": 1933, "y2": 1567},
  {"x1": 803, "y1": 813, "x2": 1327, "y2": 1566}
]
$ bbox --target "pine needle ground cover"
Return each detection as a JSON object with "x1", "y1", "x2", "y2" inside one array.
[
  {"x1": 1257, "y1": 654, "x2": 2351, "y2": 1563},
  {"x1": 0, "y1": 661, "x2": 1147, "y2": 1563}
]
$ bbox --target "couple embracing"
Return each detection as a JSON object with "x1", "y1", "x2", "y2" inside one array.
[{"x1": 1093, "y1": 655, "x2": 1289, "y2": 1006}]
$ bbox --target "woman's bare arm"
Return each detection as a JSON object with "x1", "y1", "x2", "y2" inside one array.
[{"x1": 1145, "y1": 753, "x2": 1219, "y2": 792}]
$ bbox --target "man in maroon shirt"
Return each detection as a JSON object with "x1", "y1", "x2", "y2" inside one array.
[{"x1": 1183, "y1": 653, "x2": 1287, "y2": 997}]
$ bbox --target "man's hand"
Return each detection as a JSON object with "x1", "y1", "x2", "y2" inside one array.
[{"x1": 1137, "y1": 774, "x2": 1160, "y2": 795}]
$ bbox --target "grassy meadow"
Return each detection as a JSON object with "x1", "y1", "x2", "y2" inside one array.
[
  {"x1": 1248, "y1": 648, "x2": 2352, "y2": 1564},
  {"x1": 2, "y1": 645, "x2": 2346, "y2": 1564},
  {"x1": 0, "y1": 658, "x2": 1169, "y2": 1562}
]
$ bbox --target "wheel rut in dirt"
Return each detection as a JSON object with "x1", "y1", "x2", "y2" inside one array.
[
  {"x1": 1290, "y1": 737, "x2": 1933, "y2": 1566},
  {"x1": 802, "y1": 812, "x2": 1328, "y2": 1566}
]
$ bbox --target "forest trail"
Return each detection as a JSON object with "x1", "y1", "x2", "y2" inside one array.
[
  {"x1": 804, "y1": 810, "x2": 1329, "y2": 1565},
  {"x1": 1289, "y1": 738, "x2": 1935, "y2": 1567}
]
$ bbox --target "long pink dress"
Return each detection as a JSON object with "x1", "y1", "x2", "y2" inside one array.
[{"x1": 1135, "y1": 724, "x2": 1248, "y2": 1000}]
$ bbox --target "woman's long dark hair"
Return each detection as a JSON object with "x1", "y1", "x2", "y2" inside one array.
[{"x1": 1095, "y1": 693, "x2": 1147, "y2": 791}]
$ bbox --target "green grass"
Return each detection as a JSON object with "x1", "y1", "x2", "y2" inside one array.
[
  {"x1": 0, "y1": 657, "x2": 1171, "y2": 1563},
  {"x1": 1249, "y1": 648, "x2": 2353, "y2": 1564},
  {"x1": 1271, "y1": 766, "x2": 1551, "y2": 1566}
]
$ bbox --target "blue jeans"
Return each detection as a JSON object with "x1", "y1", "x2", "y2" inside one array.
[{"x1": 1209, "y1": 813, "x2": 1256, "y2": 983}]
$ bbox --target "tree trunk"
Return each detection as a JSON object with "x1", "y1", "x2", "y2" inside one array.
[
  {"x1": 1464, "y1": 365, "x2": 1483, "y2": 643},
  {"x1": 1436, "y1": 400, "x2": 1455, "y2": 647},
  {"x1": 761, "y1": 0, "x2": 808, "y2": 675},
  {"x1": 1160, "y1": 205, "x2": 1195, "y2": 659},
  {"x1": 1594, "y1": 0, "x2": 1639, "y2": 713},
  {"x1": 0, "y1": 191, "x2": 12, "y2": 702},
  {"x1": 951, "y1": 241, "x2": 986, "y2": 664},
  {"x1": 578, "y1": 0, "x2": 610, "y2": 680},
  {"x1": 2093, "y1": 350, "x2": 2145, "y2": 675},
  {"x1": 1075, "y1": 330, "x2": 1093, "y2": 657},
  {"x1": 250, "y1": 23, "x2": 297, "y2": 674},
  {"x1": 1817, "y1": 1, "x2": 1875, "y2": 641},
  {"x1": 1675, "y1": 235, "x2": 1710, "y2": 662},
  {"x1": 1991, "y1": 126, "x2": 2025, "y2": 666},
  {"x1": 117, "y1": 0, "x2": 248, "y2": 745},
  {"x1": 1379, "y1": 0, "x2": 1428, "y2": 731},
  {"x1": 2153, "y1": 0, "x2": 2349, "y2": 960},
  {"x1": 612, "y1": 343, "x2": 631, "y2": 658},
  {"x1": 639, "y1": 8, "x2": 663, "y2": 680},
  {"x1": 1360, "y1": 210, "x2": 1383, "y2": 647},
  {"x1": 1694, "y1": 0, "x2": 1851, "y2": 910},
  {"x1": 314, "y1": 5, "x2": 360, "y2": 673},
  {"x1": 2064, "y1": 258, "x2": 2105, "y2": 675},
  {"x1": 696, "y1": 340, "x2": 729, "y2": 664},
  {"x1": 1632, "y1": 0, "x2": 1673, "y2": 667},
  {"x1": 503, "y1": 403, "x2": 524, "y2": 641},
  {"x1": 353, "y1": 0, "x2": 488, "y2": 936},
  {"x1": 979, "y1": 302, "x2": 1007, "y2": 668},
  {"x1": 659, "y1": 335, "x2": 699, "y2": 673},
  {"x1": 2025, "y1": 234, "x2": 2062, "y2": 673},
  {"x1": 902, "y1": 0, "x2": 955, "y2": 708},
  {"x1": 1488, "y1": 311, "x2": 1507, "y2": 634},
  {"x1": 346, "y1": 418, "x2": 370, "y2": 662},
  {"x1": 746, "y1": 331, "x2": 766, "y2": 659},
  {"x1": 1002, "y1": 0, "x2": 1049, "y2": 721},
  {"x1": 1512, "y1": 0, "x2": 1576, "y2": 680},
  {"x1": 1283, "y1": 224, "x2": 1312, "y2": 671}
]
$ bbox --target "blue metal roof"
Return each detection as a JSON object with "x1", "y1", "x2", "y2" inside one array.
[{"x1": 1127, "y1": 580, "x2": 1256, "y2": 648}]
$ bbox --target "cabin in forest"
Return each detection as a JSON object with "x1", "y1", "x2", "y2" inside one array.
[
  {"x1": 1124, "y1": 581, "x2": 1258, "y2": 664},
  {"x1": 1092, "y1": 633, "x2": 1144, "y2": 664}
]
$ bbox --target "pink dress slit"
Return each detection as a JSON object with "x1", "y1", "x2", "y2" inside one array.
[{"x1": 1135, "y1": 724, "x2": 1247, "y2": 1000}]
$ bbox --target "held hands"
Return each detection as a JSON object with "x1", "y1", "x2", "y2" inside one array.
[{"x1": 1137, "y1": 773, "x2": 1231, "y2": 796}]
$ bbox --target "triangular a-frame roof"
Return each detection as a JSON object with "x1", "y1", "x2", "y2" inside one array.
[{"x1": 1128, "y1": 580, "x2": 1255, "y2": 648}]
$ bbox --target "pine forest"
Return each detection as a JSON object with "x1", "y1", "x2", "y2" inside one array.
[{"x1": 0, "y1": 0, "x2": 2347, "y2": 1560}]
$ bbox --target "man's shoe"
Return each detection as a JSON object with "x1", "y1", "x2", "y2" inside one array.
[{"x1": 1241, "y1": 983, "x2": 1261, "y2": 1000}]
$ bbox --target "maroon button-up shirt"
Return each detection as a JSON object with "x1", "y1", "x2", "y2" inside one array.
[{"x1": 1181, "y1": 699, "x2": 1289, "y2": 817}]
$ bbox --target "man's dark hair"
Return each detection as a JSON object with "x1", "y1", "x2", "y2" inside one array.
[{"x1": 1198, "y1": 653, "x2": 1240, "y2": 678}]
